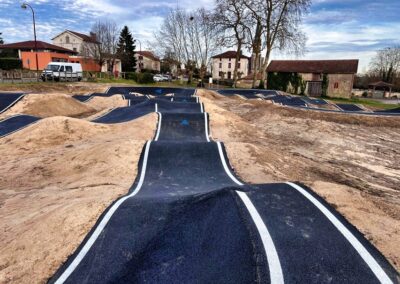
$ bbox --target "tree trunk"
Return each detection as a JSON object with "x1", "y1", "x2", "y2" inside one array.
[
  {"x1": 232, "y1": 43, "x2": 241, "y2": 88},
  {"x1": 260, "y1": 48, "x2": 271, "y2": 89},
  {"x1": 251, "y1": 52, "x2": 260, "y2": 88}
]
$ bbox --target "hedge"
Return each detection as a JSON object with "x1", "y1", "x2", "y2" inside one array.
[
  {"x1": 125, "y1": 72, "x2": 154, "y2": 84},
  {"x1": 0, "y1": 58, "x2": 22, "y2": 70}
]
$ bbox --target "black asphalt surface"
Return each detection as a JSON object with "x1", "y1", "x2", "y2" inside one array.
[
  {"x1": 50, "y1": 87, "x2": 399, "y2": 284},
  {"x1": 106, "y1": 86, "x2": 196, "y2": 97},
  {"x1": 336, "y1": 103, "x2": 364, "y2": 112},
  {"x1": 0, "y1": 92, "x2": 25, "y2": 114},
  {"x1": 0, "y1": 115, "x2": 40, "y2": 137}
]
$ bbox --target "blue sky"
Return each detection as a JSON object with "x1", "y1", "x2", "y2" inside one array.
[{"x1": 0, "y1": 0, "x2": 399, "y2": 73}]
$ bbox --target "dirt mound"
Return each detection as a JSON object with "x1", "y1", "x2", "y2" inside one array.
[
  {"x1": 86, "y1": 95, "x2": 127, "y2": 111},
  {"x1": 199, "y1": 89, "x2": 400, "y2": 270},
  {"x1": 0, "y1": 113, "x2": 157, "y2": 283},
  {"x1": 2, "y1": 93, "x2": 97, "y2": 118}
]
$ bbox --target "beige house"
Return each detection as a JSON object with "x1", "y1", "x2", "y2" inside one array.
[
  {"x1": 211, "y1": 51, "x2": 250, "y2": 80},
  {"x1": 52, "y1": 30, "x2": 99, "y2": 56},
  {"x1": 267, "y1": 60, "x2": 359, "y2": 98},
  {"x1": 135, "y1": 51, "x2": 160, "y2": 72}
]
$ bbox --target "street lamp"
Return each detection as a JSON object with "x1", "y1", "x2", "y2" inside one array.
[
  {"x1": 135, "y1": 38, "x2": 142, "y2": 72},
  {"x1": 21, "y1": 2, "x2": 39, "y2": 79}
]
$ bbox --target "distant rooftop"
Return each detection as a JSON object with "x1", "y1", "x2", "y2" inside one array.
[
  {"x1": 212, "y1": 51, "x2": 250, "y2": 59},
  {"x1": 52, "y1": 30, "x2": 100, "y2": 44},
  {"x1": 136, "y1": 51, "x2": 160, "y2": 61},
  {"x1": 267, "y1": 60, "x2": 359, "y2": 74},
  {"x1": 0, "y1": 40, "x2": 77, "y2": 54}
]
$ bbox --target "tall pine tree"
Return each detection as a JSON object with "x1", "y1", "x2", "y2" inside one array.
[{"x1": 116, "y1": 26, "x2": 136, "y2": 72}]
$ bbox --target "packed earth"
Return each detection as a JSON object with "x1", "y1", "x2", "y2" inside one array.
[{"x1": 0, "y1": 85, "x2": 399, "y2": 283}]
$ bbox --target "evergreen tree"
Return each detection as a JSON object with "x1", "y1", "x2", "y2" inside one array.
[
  {"x1": 0, "y1": 32, "x2": 4, "y2": 44},
  {"x1": 116, "y1": 26, "x2": 136, "y2": 72}
]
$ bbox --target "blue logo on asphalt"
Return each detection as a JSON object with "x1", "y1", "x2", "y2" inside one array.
[{"x1": 180, "y1": 119, "x2": 189, "y2": 126}]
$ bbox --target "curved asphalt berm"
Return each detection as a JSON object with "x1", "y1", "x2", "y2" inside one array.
[
  {"x1": 0, "y1": 92, "x2": 25, "y2": 114},
  {"x1": 0, "y1": 114, "x2": 41, "y2": 138},
  {"x1": 50, "y1": 87, "x2": 398, "y2": 284}
]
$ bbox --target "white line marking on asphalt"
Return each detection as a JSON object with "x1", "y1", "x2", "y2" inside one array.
[
  {"x1": 236, "y1": 190, "x2": 284, "y2": 284},
  {"x1": 217, "y1": 141, "x2": 243, "y2": 186},
  {"x1": 83, "y1": 96, "x2": 94, "y2": 103},
  {"x1": 154, "y1": 112, "x2": 162, "y2": 141},
  {"x1": 55, "y1": 141, "x2": 152, "y2": 284},
  {"x1": 122, "y1": 95, "x2": 126, "y2": 100},
  {"x1": 128, "y1": 100, "x2": 131, "y2": 107},
  {"x1": 155, "y1": 103, "x2": 158, "y2": 113},
  {"x1": 171, "y1": 97, "x2": 174, "y2": 102},
  {"x1": 200, "y1": 103, "x2": 204, "y2": 113},
  {"x1": 0, "y1": 113, "x2": 23, "y2": 123},
  {"x1": 204, "y1": 112, "x2": 210, "y2": 142},
  {"x1": 196, "y1": 96, "x2": 199, "y2": 103},
  {"x1": 286, "y1": 182, "x2": 393, "y2": 284},
  {"x1": 91, "y1": 108, "x2": 115, "y2": 121},
  {"x1": 0, "y1": 94, "x2": 25, "y2": 114}
]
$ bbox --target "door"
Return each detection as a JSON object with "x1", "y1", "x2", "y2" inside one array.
[{"x1": 307, "y1": 81, "x2": 322, "y2": 97}]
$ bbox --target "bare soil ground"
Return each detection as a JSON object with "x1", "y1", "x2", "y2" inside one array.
[
  {"x1": 0, "y1": 110, "x2": 156, "y2": 282},
  {"x1": 0, "y1": 87, "x2": 399, "y2": 283},
  {"x1": 198, "y1": 89, "x2": 400, "y2": 271}
]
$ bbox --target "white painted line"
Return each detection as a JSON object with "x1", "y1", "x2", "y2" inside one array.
[
  {"x1": 236, "y1": 190, "x2": 284, "y2": 284},
  {"x1": 91, "y1": 108, "x2": 115, "y2": 121},
  {"x1": 332, "y1": 103, "x2": 343, "y2": 111},
  {"x1": 83, "y1": 96, "x2": 94, "y2": 103},
  {"x1": 154, "y1": 112, "x2": 162, "y2": 141},
  {"x1": 155, "y1": 103, "x2": 158, "y2": 113},
  {"x1": 0, "y1": 94, "x2": 25, "y2": 114},
  {"x1": 128, "y1": 100, "x2": 131, "y2": 107},
  {"x1": 216, "y1": 141, "x2": 243, "y2": 186},
  {"x1": 196, "y1": 96, "x2": 199, "y2": 103},
  {"x1": 122, "y1": 94, "x2": 126, "y2": 100},
  {"x1": 286, "y1": 182, "x2": 393, "y2": 284},
  {"x1": 0, "y1": 114, "x2": 23, "y2": 123},
  {"x1": 171, "y1": 97, "x2": 174, "y2": 102},
  {"x1": 204, "y1": 112, "x2": 210, "y2": 142},
  {"x1": 55, "y1": 141, "x2": 152, "y2": 284},
  {"x1": 194, "y1": 89, "x2": 197, "y2": 96},
  {"x1": 200, "y1": 103, "x2": 204, "y2": 113}
]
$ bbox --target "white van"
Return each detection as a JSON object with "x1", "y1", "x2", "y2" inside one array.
[{"x1": 42, "y1": 62, "x2": 83, "y2": 82}]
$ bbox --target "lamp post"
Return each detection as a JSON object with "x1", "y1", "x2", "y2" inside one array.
[
  {"x1": 135, "y1": 38, "x2": 142, "y2": 72},
  {"x1": 21, "y1": 2, "x2": 39, "y2": 80}
]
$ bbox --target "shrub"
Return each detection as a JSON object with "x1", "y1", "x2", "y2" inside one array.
[
  {"x1": 362, "y1": 91, "x2": 368, "y2": 98},
  {"x1": 0, "y1": 58, "x2": 22, "y2": 70},
  {"x1": 135, "y1": 72, "x2": 154, "y2": 84}
]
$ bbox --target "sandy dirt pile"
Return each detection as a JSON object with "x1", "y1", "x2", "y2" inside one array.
[
  {"x1": 198, "y1": 89, "x2": 400, "y2": 270},
  {"x1": 0, "y1": 93, "x2": 97, "y2": 119},
  {"x1": 85, "y1": 95, "x2": 127, "y2": 111},
  {"x1": 0, "y1": 82, "x2": 114, "y2": 94},
  {"x1": 0, "y1": 113, "x2": 157, "y2": 283}
]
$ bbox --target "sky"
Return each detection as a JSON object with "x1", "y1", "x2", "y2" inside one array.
[{"x1": 0, "y1": 0, "x2": 399, "y2": 73}]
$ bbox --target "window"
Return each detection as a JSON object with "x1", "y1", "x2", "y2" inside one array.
[
  {"x1": 219, "y1": 58, "x2": 222, "y2": 61},
  {"x1": 238, "y1": 62, "x2": 241, "y2": 68},
  {"x1": 219, "y1": 62, "x2": 222, "y2": 68},
  {"x1": 65, "y1": 66, "x2": 73, "y2": 72},
  {"x1": 229, "y1": 58, "x2": 231, "y2": 61},
  {"x1": 59, "y1": 66, "x2": 65, "y2": 72},
  {"x1": 73, "y1": 47, "x2": 77, "y2": 52},
  {"x1": 227, "y1": 71, "x2": 232, "y2": 79},
  {"x1": 334, "y1": 82, "x2": 339, "y2": 89},
  {"x1": 65, "y1": 35, "x2": 70, "y2": 44},
  {"x1": 228, "y1": 63, "x2": 231, "y2": 68}
]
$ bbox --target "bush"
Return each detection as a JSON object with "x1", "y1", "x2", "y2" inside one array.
[
  {"x1": 0, "y1": 58, "x2": 22, "y2": 70},
  {"x1": 362, "y1": 91, "x2": 368, "y2": 98},
  {"x1": 133, "y1": 72, "x2": 154, "y2": 84}
]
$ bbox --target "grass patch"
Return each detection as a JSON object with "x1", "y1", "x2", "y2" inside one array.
[{"x1": 325, "y1": 96, "x2": 399, "y2": 110}]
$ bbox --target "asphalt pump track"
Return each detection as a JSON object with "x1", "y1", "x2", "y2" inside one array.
[{"x1": 49, "y1": 90, "x2": 399, "y2": 283}]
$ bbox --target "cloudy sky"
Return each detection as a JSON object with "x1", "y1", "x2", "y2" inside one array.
[{"x1": 0, "y1": 0, "x2": 399, "y2": 73}]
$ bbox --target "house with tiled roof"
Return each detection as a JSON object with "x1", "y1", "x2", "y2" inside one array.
[
  {"x1": 135, "y1": 51, "x2": 160, "y2": 72},
  {"x1": 267, "y1": 59, "x2": 359, "y2": 98},
  {"x1": 211, "y1": 51, "x2": 250, "y2": 80},
  {"x1": 52, "y1": 30, "x2": 99, "y2": 56}
]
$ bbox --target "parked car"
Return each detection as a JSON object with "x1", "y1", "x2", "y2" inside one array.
[
  {"x1": 161, "y1": 74, "x2": 171, "y2": 81},
  {"x1": 153, "y1": 74, "x2": 164, "y2": 82},
  {"x1": 41, "y1": 62, "x2": 83, "y2": 82}
]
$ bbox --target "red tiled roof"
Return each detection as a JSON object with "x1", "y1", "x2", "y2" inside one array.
[
  {"x1": 211, "y1": 51, "x2": 250, "y2": 59},
  {"x1": 0, "y1": 40, "x2": 77, "y2": 54},
  {"x1": 267, "y1": 60, "x2": 359, "y2": 74},
  {"x1": 136, "y1": 51, "x2": 160, "y2": 61}
]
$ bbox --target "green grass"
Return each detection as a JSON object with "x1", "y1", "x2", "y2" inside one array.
[{"x1": 325, "y1": 96, "x2": 399, "y2": 110}]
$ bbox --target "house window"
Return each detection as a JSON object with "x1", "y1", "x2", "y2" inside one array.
[
  {"x1": 229, "y1": 58, "x2": 231, "y2": 61},
  {"x1": 219, "y1": 58, "x2": 222, "y2": 61},
  {"x1": 334, "y1": 82, "x2": 339, "y2": 89},
  {"x1": 228, "y1": 63, "x2": 231, "y2": 68},
  {"x1": 238, "y1": 62, "x2": 241, "y2": 68},
  {"x1": 219, "y1": 62, "x2": 222, "y2": 68},
  {"x1": 227, "y1": 71, "x2": 232, "y2": 79},
  {"x1": 219, "y1": 71, "x2": 224, "y2": 77},
  {"x1": 73, "y1": 47, "x2": 77, "y2": 52},
  {"x1": 66, "y1": 35, "x2": 70, "y2": 44}
]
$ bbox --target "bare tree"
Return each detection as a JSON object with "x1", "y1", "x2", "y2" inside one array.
[
  {"x1": 83, "y1": 20, "x2": 120, "y2": 72},
  {"x1": 214, "y1": 0, "x2": 249, "y2": 87},
  {"x1": 245, "y1": 0, "x2": 310, "y2": 88},
  {"x1": 155, "y1": 7, "x2": 222, "y2": 83},
  {"x1": 369, "y1": 46, "x2": 400, "y2": 83}
]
